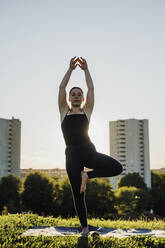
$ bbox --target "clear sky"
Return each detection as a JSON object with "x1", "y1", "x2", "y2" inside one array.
[{"x1": 0, "y1": 0, "x2": 165, "y2": 169}]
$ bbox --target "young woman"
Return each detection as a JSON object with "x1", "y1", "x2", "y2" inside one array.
[{"x1": 58, "y1": 57, "x2": 123, "y2": 235}]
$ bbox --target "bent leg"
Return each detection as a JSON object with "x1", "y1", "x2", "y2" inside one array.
[
  {"x1": 66, "y1": 156, "x2": 88, "y2": 227},
  {"x1": 85, "y1": 151, "x2": 123, "y2": 179}
]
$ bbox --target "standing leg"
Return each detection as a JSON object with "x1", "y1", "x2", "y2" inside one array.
[
  {"x1": 85, "y1": 151, "x2": 123, "y2": 179},
  {"x1": 65, "y1": 155, "x2": 88, "y2": 228}
]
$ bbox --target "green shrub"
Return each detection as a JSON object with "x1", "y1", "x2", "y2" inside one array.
[{"x1": 115, "y1": 186, "x2": 151, "y2": 215}]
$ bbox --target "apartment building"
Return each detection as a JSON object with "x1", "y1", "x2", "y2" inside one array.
[
  {"x1": 109, "y1": 119, "x2": 151, "y2": 189},
  {"x1": 0, "y1": 117, "x2": 21, "y2": 179}
]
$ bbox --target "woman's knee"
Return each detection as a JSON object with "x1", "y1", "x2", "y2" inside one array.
[{"x1": 116, "y1": 161, "x2": 123, "y2": 175}]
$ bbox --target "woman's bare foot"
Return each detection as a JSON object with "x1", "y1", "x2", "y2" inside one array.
[
  {"x1": 80, "y1": 226, "x2": 89, "y2": 236},
  {"x1": 80, "y1": 171, "x2": 88, "y2": 194}
]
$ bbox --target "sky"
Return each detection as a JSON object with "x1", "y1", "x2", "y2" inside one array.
[{"x1": 0, "y1": 0, "x2": 165, "y2": 170}]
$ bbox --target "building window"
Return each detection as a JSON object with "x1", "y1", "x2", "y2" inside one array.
[
  {"x1": 118, "y1": 133, "x2": 125, "y2": 136},
  {"x1": 117, "y1": 133, "x2": 125, "y2": 136}
]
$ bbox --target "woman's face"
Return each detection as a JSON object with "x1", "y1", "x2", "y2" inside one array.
[{"x1": 69, "y1": 88, "x2": 84, "y2": 107}]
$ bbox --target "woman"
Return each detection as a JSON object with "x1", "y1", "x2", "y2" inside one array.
[{"x1": 58, "y1": 57, "x2": 123, "y2": 235}]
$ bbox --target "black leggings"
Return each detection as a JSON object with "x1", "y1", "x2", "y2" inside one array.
[{"x1": 65, "y1": 141, "x2": 123, "y2": 228}]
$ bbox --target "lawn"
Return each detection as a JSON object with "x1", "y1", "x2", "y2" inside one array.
[{"x1": 0, "y1": 213, "x2": 165, "y2": 248}]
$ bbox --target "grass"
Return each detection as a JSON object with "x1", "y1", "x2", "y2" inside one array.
[{"x1": 0, "y1": 213, "x2": 165, "y2": 248}]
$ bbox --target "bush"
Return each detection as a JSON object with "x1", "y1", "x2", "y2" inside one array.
[{"x1": 115, "y1": 186, "x2": 151, "y2": 215}]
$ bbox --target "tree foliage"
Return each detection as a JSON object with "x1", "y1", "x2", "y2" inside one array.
[
  {"x1": 150, "y1": 170, "x2": 165, "y2": 216},
  {"x1": 115, "y1": 186, "x2": 151, "y2": 215},
  {"x1": 117, "y1": 172, "x2": 147, "y2": 189},
  {"x1": 2, "y1": 169, "x2": 165, "y2": 218},
  {"x1": 0, "y1": 174, "x2": 22, "y2": 213},
  {"x1": 51, "y1": 177, "x2": 116, "y2": 219},
  {"x1": 53, "y1": 177, "x2": 75, "y2": 218},
  {"x1": 22, "y1": 172, "x2": 55, "y2": 215},
  {"x1": 86, "y1": 178, "x2": 116, "y2": 218}
]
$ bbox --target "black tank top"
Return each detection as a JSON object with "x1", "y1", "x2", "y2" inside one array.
[{"x1": 61, "y1": 109, "x2": 91, "y2": 146}]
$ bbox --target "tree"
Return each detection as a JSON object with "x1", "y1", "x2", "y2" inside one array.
[
  {"x1": 0, "y1": 174, "x2": 22, "y2": 213},
  {"x1": 51, "y1": 176, "x2": 64, "y2": 216},
  {"x1": 117, "y1": 172, "x2": 147, "y2": 189},
  {"x1": 115, "y1": 186, "x2": 151, "y2": 215},
  {"x1": 21, "y1": 172, "x2": 55, "y2": 215},
  {"x1": 86, "y1": 178, "x2": 116, "y2": 218},
  {"x1": 53, "y1": 177, "x2": 75, "y2": 218},
  {"x1": 52, "y1": 177, "x2": 116, "y2": 219},
  {"x1": 150, "y1": 171, "x2": 165, "y2": 216}
]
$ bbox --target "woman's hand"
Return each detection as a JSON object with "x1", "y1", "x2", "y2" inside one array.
[
  {"x1": 78, "y1": 57, "x2": 88, "y2": 71},
  {"x1": 69, "y1": 56, "x2": 79, "y2": 70}
]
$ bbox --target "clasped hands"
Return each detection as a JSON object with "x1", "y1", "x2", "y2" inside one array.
[{"x1": 70, "y1": 57, "x2": 88, "y2": 71}]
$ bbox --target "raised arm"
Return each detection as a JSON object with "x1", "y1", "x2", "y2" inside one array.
[
  {"x1": 58, "y1": 57, "x2": 78, "y2": 113},
  {"x1": 78, "y1": 57, "x2": 94, "y2": 115}
]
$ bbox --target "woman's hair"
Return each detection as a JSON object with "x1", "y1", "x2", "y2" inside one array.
[{"x1": 69, "y1": 87, "x2": 83, "y2": 95}]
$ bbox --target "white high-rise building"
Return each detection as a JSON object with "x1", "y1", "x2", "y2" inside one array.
[
  {"x1": 109, "y1": 119, "x2": 151, "y2": 189},
  {"x1": 0, "y1": 117, "x2": 21, "y2": 180}
]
